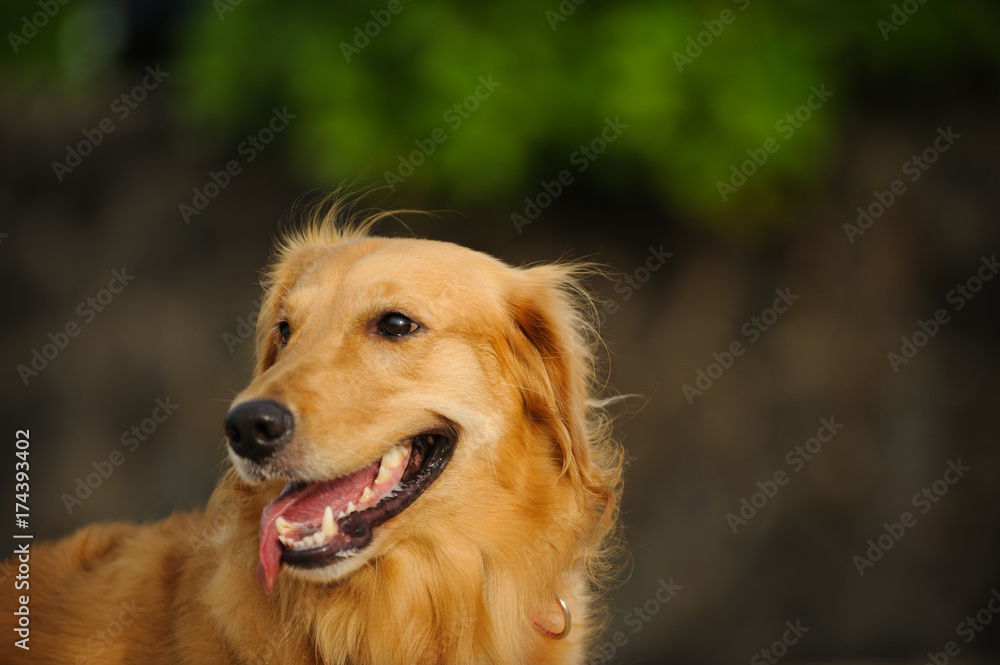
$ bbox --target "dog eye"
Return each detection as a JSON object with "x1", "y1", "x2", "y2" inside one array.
[
  {"x1": 377, "y1": 313, "x2": 419, "y2": 337},
  {"x1": 278, "y1": 321, "x2": 291, "y2": 348}
]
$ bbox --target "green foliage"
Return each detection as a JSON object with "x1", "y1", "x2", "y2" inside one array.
[{"x1": 4, "y1": 0, "x2": 999, "y2": 230}]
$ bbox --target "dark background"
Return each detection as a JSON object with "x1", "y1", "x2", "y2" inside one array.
[{"x1": 2, "y1": 1, "x2": 999, "y2": 663}]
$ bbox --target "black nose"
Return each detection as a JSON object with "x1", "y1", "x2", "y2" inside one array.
[{"x1": 224, "y1": 400, "x2": 294, "y2": 462}]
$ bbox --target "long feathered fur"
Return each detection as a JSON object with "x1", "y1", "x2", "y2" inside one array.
[{"x1": 2, "y1": 198, "x2": 623, "y2": 665}]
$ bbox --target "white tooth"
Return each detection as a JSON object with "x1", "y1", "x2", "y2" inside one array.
[
  {"x1": 346, "y1": 501, "x2": 357, "y2": 514},
  {"x1": 302, "y1": 534, "x2": 315, "y2": 548},
  {"x1": 322, "y1": 506, "x2": 338, "y2": 537},
  {"x1": 278, "y1": 535, "x2": 292, "y2": 547},
  {"x1": 313, "y1": 530, "x2": 327, "y2": 545},
  {"x1": 383, "y1": 444, "x2": 406, "y2": 469},
  {"x1": 360, "y1": 486, "x2": 376, "y2": 504},
  {"x1": 275, "y1": 516, "x2": 294, "y2": 534},
  {"x1": 375, "y1": 464, "x2": 394, "y2": 485}
]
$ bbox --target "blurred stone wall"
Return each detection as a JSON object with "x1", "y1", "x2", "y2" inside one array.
[{"x1": 1, "y1": 87, "x2": 998, "y2": 664}]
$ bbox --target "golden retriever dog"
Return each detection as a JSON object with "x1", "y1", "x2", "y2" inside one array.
[{"x1": 4, "y1": 206, "x2": 622, "y2": 664}]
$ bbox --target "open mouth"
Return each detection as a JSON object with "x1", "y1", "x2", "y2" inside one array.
[{"x1": 256, "y1": 429, "x2": 455, "y2": 594}]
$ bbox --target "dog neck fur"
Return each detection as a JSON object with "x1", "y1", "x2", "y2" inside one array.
[
  {"x1": 200, "y1": 460, "x2": 593, "y2": 665},
  {"x1": 197, "y1": 213, "x2": 620, "y2": 664}
]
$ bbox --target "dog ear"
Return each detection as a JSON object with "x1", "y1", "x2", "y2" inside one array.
[
  {"x1": 251, "y1": 206, "x2": 389, "y2": 376},
  {"x1": 252, "y1": 219, "x2": 353, "y2": 376},
  {"x1": 505, "y1": 264, "x2": 617, "y2": 530},
  {"x1": 252, "y1": 242, "x2": 326, "y2": 377}
]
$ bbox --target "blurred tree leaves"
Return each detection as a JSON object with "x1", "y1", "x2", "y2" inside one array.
[{"x1": 2, "y1": 0, "x2": 999, "y2": 231}]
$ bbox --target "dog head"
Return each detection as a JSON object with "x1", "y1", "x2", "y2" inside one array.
[{"x1": 221, "y1": 216, "x2": 621, "y2": 611}]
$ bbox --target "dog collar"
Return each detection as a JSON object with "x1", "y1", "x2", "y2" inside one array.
[{"x1": 531, "y1": 592, "x2": 571, "y2": 640}]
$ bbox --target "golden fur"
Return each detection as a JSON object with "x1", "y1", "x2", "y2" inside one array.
[{"x1": 3, "y1": 207, "x2": 622, "y2": 664}]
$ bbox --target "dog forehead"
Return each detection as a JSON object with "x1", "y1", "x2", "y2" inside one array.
[{"x1": 289, "y1": 237, "x2": 515, "y2": 313}]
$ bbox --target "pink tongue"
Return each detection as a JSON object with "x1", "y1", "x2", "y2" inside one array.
[{"x1": 257, "y1": 459, "x2": 380, "y2": 594}]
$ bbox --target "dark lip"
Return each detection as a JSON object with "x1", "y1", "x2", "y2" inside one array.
[{"x1": 280, "y1": 429, "x2": 456, "y2": 569}]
